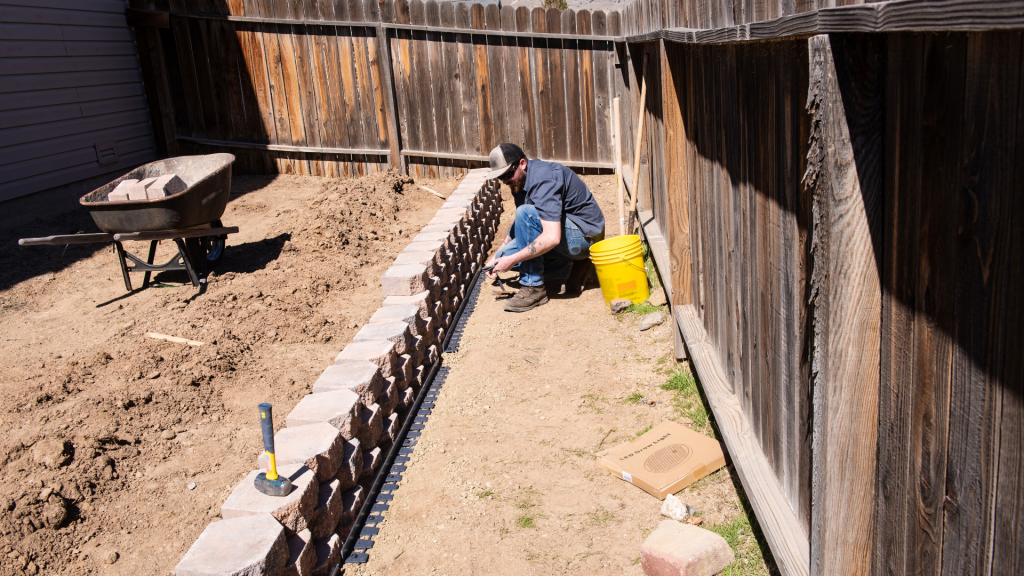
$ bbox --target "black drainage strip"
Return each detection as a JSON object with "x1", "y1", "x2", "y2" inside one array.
[{"x1": 333, "y1": 266, "x2": 485, "y2": 573}]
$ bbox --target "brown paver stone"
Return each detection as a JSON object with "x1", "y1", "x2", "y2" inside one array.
[
  {"x1": 258, "y1": 423, "x2": 344, "y2": 482},
  {"x1": 221, "y1": 464, "x2": 318, "y2": 534},
  {"x1": 175, "y1": 514, "x2": 287, "y2": 576}
]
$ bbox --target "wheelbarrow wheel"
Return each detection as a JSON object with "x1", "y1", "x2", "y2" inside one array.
[{"x1": 202, "y1": 219, "x2": 227, "y2": 269}]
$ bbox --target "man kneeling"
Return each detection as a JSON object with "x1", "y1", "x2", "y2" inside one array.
[{"x1": 483, "y1": 143, "x2": 606, "y2": 312}]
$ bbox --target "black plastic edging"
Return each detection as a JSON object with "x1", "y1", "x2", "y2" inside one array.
[
  {"x1": 333, "y1": 358, "x2": 444, "y2": 572},
  {"x1": 332, "y1": 265, "x2": 486, "y2": 573}
]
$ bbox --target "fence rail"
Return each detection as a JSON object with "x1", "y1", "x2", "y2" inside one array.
[{"x1": 128, "y1": 0, "x2": 621, "y2": 178}]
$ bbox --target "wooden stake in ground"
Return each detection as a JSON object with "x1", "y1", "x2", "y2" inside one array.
[
  {"x1": 147, "y1": 332, "x2": 204, "y2": 346},
  {"x1": 613, "y1": 97, "x2": 625, "y2": 237},
  {"x1": 419, "y1": 185, "x2": 446, "y2": 199},
  {"x1": 627, "y1": 53, "x2": 649, "y2": 236}
]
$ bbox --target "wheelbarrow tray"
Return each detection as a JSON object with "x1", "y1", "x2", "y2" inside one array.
[{"x1": 80, "y1": 153, "x2": 235, "y2": 233}]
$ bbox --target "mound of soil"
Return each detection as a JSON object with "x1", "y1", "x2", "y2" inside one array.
[{"x1": 0, "y1": 171, "x2": 451, "y2": 576}]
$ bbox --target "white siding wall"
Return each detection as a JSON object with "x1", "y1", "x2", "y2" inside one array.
[{"x1": 0, "y1": 0, "x2": 156, "y2": 202}]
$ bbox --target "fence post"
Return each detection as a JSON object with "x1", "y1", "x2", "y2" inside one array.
[{"x1": 375, "y1": 25, "x2": 406, "y2": 175}]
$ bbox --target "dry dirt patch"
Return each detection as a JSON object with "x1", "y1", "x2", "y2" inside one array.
[
  {"x1": 346, "y1": 174, "x2": 772, "y2": 576},
  {"x1": 0, "y1": 170, "x2": 457, "y2": 576}
]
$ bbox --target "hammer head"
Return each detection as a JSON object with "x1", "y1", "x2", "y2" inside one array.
[{"x1": 254, "y1": 472, "x2": 293, "y2": 497}]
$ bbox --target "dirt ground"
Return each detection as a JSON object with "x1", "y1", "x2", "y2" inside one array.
[
  {"x1": 345, "y1": 175, "x2": 773, "y2": 576},
  {"x1": 0, "y1": 170, "x2": 461, "y2": 576},
  {"x1": 0, "y1": 168, "x2": 769, "y2": 576}
]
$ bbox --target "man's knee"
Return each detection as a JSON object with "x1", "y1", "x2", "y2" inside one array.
[{"x1": 514, "y1": 204, "x2": 539, "y2": 221}]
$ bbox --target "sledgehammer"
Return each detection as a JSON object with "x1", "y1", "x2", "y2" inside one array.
[{"x1": 254, "y1": 403, "x2": 292, "y2": 497}]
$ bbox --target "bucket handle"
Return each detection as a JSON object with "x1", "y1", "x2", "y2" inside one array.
[{"x1": 595, "y1": 253, "x2": 647, "y2": 273}]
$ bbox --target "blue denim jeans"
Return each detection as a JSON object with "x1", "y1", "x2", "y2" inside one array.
[{"x1": 494, "y1": 204, "x2": 601, "y2": 287}]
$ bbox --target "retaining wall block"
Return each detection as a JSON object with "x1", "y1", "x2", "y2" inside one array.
[
  {"x1": 370, "y1": 304, "x2": 429, "y2": 344},
  {"x1": 221, "y1": 464, "x2": 318, "y2": 535},
  {"x1": 381, "y1": 262, "x2": 432, "y2": 297},
  {"x1": 307, "y1": 478, "x2": 342, "y2": 541},
  {"x1": 380, "y1": 412, "x2": 399, "y2": 445},
  {"x1": 356, "y1": 403, "x2": 382, "y2": 449},
  {"x1": 283, "y1": 529, "x2": 315, "y2": 576},
  {"x1": 399, "y1": 387, "x2": 415, "y2": 413},
  {"x1": 380, "y1": 378, "x2": 400, "y2": 416},
  {"x1": 396, "y1": 353, "x2": 416, "y2": 388},
  {"x1": 175, "y1": 514, "x2": 288, "y2": 576},
  {"x1": 339, "y1": 485, "x2": 365, "y2": 526},
  {"x1": 394, "y1": 250, "x2": 448, "y2": 279},
  {"x1": 311, "y1": 534, "x2": 340, "y2": 576},
  {"x1": 382, "y1": 290, "x2": 433, "y2": 321},
  {"x1": 360, "y1": 446, "x2": 383, "y2": 479},
  {"x1": 335, "y1": 439, "x2": 363, "y2": 491},
  {"x1": 258, "y1": 423, "x2": 344, "y2": 483},
  {"x1": 286, "y1": 389, "x2": 363, "y2": 442},
  {"x1": 310, "y1": 362, "x2": 382, "y2": 405},
  {"x1": 335, "y1": 340, "x2": 397, "y2": 380},
  {"x1": 352, "y1": 321, "x2": 413, "y2": 357}
]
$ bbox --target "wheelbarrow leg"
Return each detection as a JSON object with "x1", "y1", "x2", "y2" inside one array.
[
  {"x1": 113, "y1": 241, "x2": 133, "y2": 292},
  {"x1": 142, "y1": 240, "x2": 158, "y2": 288},
  {"x1": 174, "y1": 238, "x2": 201, "y2": 287}
]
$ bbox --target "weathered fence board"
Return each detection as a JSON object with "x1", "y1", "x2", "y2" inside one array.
[{"x1": 130, "y1": 0, "x2": 618, "y2": 178}]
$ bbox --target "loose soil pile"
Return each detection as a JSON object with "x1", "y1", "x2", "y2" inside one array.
[{"x1": 0, "y1": 170, "x2": 456, "y2": 576}]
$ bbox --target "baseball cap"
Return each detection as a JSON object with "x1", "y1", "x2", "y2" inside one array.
[{"x1": 485, "y1": 143, "x2": 526, "y2": 180}]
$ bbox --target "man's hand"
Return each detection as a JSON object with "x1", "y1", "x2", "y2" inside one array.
[{"x1": 490, "y1": 254, "x2": 517, "y2": 275}]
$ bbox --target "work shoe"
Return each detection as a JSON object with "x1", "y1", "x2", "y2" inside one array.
[
  {"x1": 564, "y1": 259, "x2": 596, "y2": 295},
  {"x1": 503, "y1": 285, "x2": 549, "y2": 312}
]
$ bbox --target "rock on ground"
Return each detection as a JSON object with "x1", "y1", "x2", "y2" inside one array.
[
  {"x1": 640, "y1": 520, "x2": 735, "y2": 576},
  {"x1": 660, "y1": 494, "x2": 689, "y2": 522},
  {"x1": 639, "y1": 311, "x2": 665, "y2": 331},
  {"x1": 648, "y1": 287, "x2": 668, "y2": 307},
  {"x1": 610, "y1": 298, "x2": 633, "y2": 314}
]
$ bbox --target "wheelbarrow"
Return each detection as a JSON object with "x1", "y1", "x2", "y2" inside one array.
[{"x1": 19, "y1": 154, "x2": 239, "y2": 292}]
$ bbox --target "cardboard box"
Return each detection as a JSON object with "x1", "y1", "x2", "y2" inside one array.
[{"x1": 595, "y1": 421, "x2": 726, "y2": 500}]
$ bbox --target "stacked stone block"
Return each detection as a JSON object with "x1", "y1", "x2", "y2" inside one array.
[{"x1": 175, "y1": 169, "x2": 499, "y2": 575}]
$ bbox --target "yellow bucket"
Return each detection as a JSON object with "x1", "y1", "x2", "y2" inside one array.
[{"x1": 589, "y1": 234, "x2": 650, "y2": 307}]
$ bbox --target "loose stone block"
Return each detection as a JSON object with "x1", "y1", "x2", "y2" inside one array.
[
  {"x1": 360, "y1": 446, "x2": 383, "y2": 479},
  {"x1": 108, "y1": 179, "x2": 137, "y2": 202},
  {"x1": 335, "y1": 340, "x2": 396, "y2": 380},
  {"x1": 381, "y1": 263, "x2": 431, "y2": 297},
  {"x1": 286, "y1": 390, "x2": 362, "y2": 441},
  {"x1": 307, "y1": 478, "x2": 342, "y2": 541},
  {"x1": 146, "y1": 174, "x2": 187, "y2": 199},
  {"x1": 258, "y1": 423, "x2": 344, "y2": 482},
  {"x1": 310, "y1": 362, "x2": 382, "y2": 405},
  {"x1": 379, "y1": 412, "x2": 399, "y2": 445},
  {"x1": 175, "y1": 514, "x2": 288, "y2": 576},
  {"x1": 339, "y1": 485, "x2": 365, "y2": 525},
  {"x1": 311, "y1": 534, "x2": 340, "y2": 576},
  {"x1": 356, "y1": 403, "x2": 382, "y2": 449},
  {"x1": 221, "y1": 465, "x2": 318, "y2": 535},
  {"x1": 640, "y1": 520, "x2": 735, "y2": 576},
  {"x1": 353, "y1": 321, "x2": 413, "y2": 357},
  {"x1": 282, "y1": 529, "x2": 314, "y2": 576},
  {"x1": 335, "y1": 439, "x2": 362, "y2": 492},
  {"x1": 126, "y1": 180, "x2": 148, "y2": 201}
]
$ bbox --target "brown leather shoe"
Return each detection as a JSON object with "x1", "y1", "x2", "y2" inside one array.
[
  {"x1": 565, "y1": 259, "x2": 596, "y2": 295},
  {"x1": 503, "y1": 285, "x2": 549, "y2": 312}
]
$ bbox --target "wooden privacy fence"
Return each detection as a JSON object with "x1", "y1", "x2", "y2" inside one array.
[
  {"x1": 616, "y1": 1, "x2": 1024, "y2": 575},
  {"x1": 127, "y1": 0, "x2": 622, "y2": 178}
]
